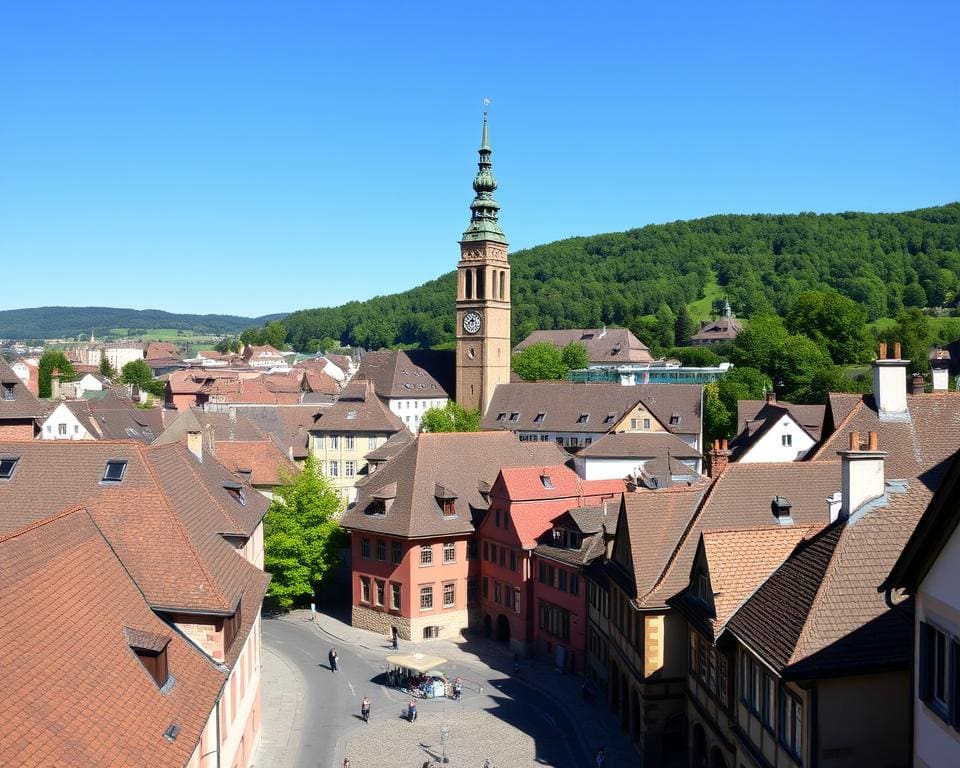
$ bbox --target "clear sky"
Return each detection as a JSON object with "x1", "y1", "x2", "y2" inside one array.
[{"x1": 2, "y1": 1, "x2": 957, "y2": 317}]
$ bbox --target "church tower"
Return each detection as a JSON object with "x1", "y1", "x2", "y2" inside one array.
[{"x1": 456, "y1": 110, "x2": 510, "y2": 414}]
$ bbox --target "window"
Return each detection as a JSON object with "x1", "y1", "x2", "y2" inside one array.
[
  {"x1": 0, "y1": 456, "x2": 19, "y2": 480},
  {"x1": 577, "y1": 412, "x2": 589, "y2": 424},
  {"x1": 368, "y1": 436, "x2": 378, "y2": 450},
  {"x1": 540, "y1": 474, "x2": 554, "y2": 489},
  {"x1": 420, "y1": 585, "x2": 433, "y2": 610},
  {"x1": 643, "y1": 418, "x2": 651, "y2": 430},
  {"x1": 361, "y1": 538, "x2": 370, "y2": 559},
  {"x1": 670, "y1": 412, "x2": 681, "y2": 426},
  {"x1": 443, "y1": 582, "x2": 455, "y2": 607},
  {"x1": 1, "y1": 383, "x2": 14, "y2": 401},
  {"x1": 128, "y1": 631, "x2": 170, "y2": 688},
  {"x1": 534, "y1": 411, "x2": 546, "y2": 423},
  {"x1": 329, "y1": 435, "x2": 339, "y2": 449},
  {"x1": 329, "y1": 460, "x2": 339, "y2": 477},
  {"x1": 345, "y1": 461, "x2": 355, "y2": 477},
  {"x1": 73, "y1": 424, "x2": 79, "y2": 434},
  {"x1": 391, "y1": 583, "x2": 401, "y2": 610},
  {"x1": 420, "y1": 545, "x2": 433, "y2": 566},
  {"x1": 513, "y1": 588, "x2": 521, "y2": 614},
  {"x1": 630, "y1": 418, "x2": 639, "y2": 430},
  {"x1": 604, "y1": 412, "x2": 616, "y2": 424},
  {"x1": 482, "y1": 577, "x2": 489, "y2": 599},
  {"x1": 102, "y1": 459, "x2": 127, "y2": 482},
  {"x1": 557, "y1": 569, "x2": 567, "y2": 592},
  {"x1": 499, "y1": 547, "x2": 506, "y2": 567},
  {"x1": 467, "y1": 579, "x2": 478, "y2": 605},
  {"x1": 509, "y1": 412, "x2": 519, "y2": 422},
  {"x1": 782, "y1": 434, "x2": 793, "y2": 447},
  {"x1": 391, "y1": 542, "x2": 402, "y2": 565},
  {"x1": 718, "y1": 653, "x2": 729, "y2": 706},
  {"x1": 689, "y1": 629, "x2": 699, "y2": 677},
  {"x1": 495, "y1": 509, "x2": 500, "y2": 527},
  {"x1": 345, "y1": 436, "x2": 355, "y2": 450},
  {"x1": 314, "y1": 436, "x2": 324, "y2": 450},
  {"x1": 423, "y1": 625, "x2": 439, "y2": 639},
  {"x1": 569, "y1": 574, "x2": 579, "y2": 596},
  {"x1": 375, "y1": 579, "x2": 385, "y2": 606},
  {"x1": 920, "y1": 622, "x2": 959, "y2": 725},
  {"x1": 509, "y1": 550, "x2": 517, "y2": 571},
  {"x1": 494, "y1": 582, "x2": 502, "y2": 604},
  {"x1": 538, "y1": 600, "x2": 570, "y2": 640},
  {"x1": 483, "y1": 541, "x2": 489, "y2": 561},
  {"x1": 360, "y1": 577, "x2": 371, "y2": 603},
  {"x1": 741, "y1": 652, "x2": 775, "y2": 729},
  {"x1": 466, "y1": 539, "x2": 477, "y2": 560},
  {"x1": 442, "y1": 499, "x2": 456, "y2": 516},
  {"x1": 697, "y1": 573, "x2": 711, "y2": 603},
  {"x1": 376, "y1": 540, "x2": 386, "y2": 561},
  {"x1": 443, "y1": 542, "x2": 456, "y2": 563},
  {"x1": 490, "y1": 543, "x2": 497, "y2": 563},
  {"x1": 58, "y1": 423, "x2": 67, "y2": 435},
  {"x1": 779, "y1": 689, "x2": 803, "y2": 758},
  {"x1": 496, "y1": 412, "x2": 507, "y2": 422}
]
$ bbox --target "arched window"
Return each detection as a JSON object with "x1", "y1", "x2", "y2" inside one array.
[{"x1": 465, "y1": 269, "x2": 473, "y2": 300}]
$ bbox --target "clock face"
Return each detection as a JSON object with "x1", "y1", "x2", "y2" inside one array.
[{"x1": 463, "y1": 311, "x2": 482, "y2": 334}]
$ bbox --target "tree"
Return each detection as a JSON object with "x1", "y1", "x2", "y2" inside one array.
[
  {"x1": 560, "y1": 341, "x2": 588, "y2": 371},
  {"x1": 99, "y1": 355, "x2": 116, "y2": 379},
  {"x1": 703, "y1": 382, "x2": 732, "y2": 443},
  {"x1": 903, "y1": 282, "x2": 927, "y2": 308},
  {"x1": 878, "y1": 308, "x2": 934, "y2": 375},
  {"x1": 654, "y1": 303, "x2": 676, "y2": 349},
  {"x1": 785, "y1": 291, "x2": 872, "y2": 365},
  {"x1": 120, "y1": 359, "x2": 153, "y2": 387},
  {"x1": 674, "y1": 306, "x2": 696, "y2": 347},
  {"x1": 37, "y1": 350, "x2": 77, "y2": 398},
  {"x1": 420, "y1": 402, "x2": 480, "y2": 433},
  {"x1": 512, "y1": 342, "x2": 568, "y2": 381},
  {"x1": 263, "y1": 455, "x2": 343, "y2": 609},
  {"x1": 666, "y1": 346, "x2": 722, "y2": 367}
]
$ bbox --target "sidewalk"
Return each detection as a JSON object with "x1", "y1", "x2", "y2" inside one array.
[
  {"x1": 252, "y1": 644, "x2": 305, "y2": 768},
  {"x1": 285, "y1": 608, "x2": 637, "y2": 767}
]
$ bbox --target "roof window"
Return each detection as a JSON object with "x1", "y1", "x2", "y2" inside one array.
[
  {"x1": 0, "y1": 456, "x2": 20, "y2": 480},
  {"x1": 540, "y1": 474, "x2": 554, "y2": 489},
  {"x1": 102, "y1": 459, "x2": 127, "y2": 483},
  {"x1": 576, "y1": 413, "x2": 589, "y2": 424},
  {"x1": 223, "y1": 481, "x2": 247, "y2": 507},
  {"x1": 534, "y1": 411, "x2": 546, "y2": 423},
  {"x1": 163, "y1": 724, "x2": 181, "y2": 742},
  {"x1": 669, "y1": 412, "x2": 681, "y2": 426},
  {"x1": 509, "y1": 412, "x2": 520, "y2": 422},
  {"x1": 603, "y1": 412, "x2": 616, "y2": 424},
  {"x1": 346, "y1": 410, "x2": 358, "y2": 420},
  {"x1": 496, "y1": 412, "x2": 507, "y2": 422},
  {"x1": 1, "y1": 383, "x2": 14, "y2": 400}
]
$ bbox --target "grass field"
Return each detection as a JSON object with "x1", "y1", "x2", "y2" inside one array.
[
  {"x1": 106, "y1": 328, "x2": 223, "y2": 343},
  {"x1": 687, "y1": 274, "x2": 726, "y2": 322}
]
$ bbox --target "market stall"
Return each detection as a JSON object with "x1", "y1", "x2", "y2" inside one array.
[{"x1": 386, "y1": 653, "x2": 449, "y2": 698}]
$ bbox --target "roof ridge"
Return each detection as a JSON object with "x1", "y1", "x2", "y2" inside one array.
[
  {"x1": 138, "y1": 444, "x2": 231, "y2": 610},
  {"x1": 810, "y1": 397, "x2": 866, "y2": 461},
  {"x1": 0, "y1": 503, "x2": 86, "y2": 544}
]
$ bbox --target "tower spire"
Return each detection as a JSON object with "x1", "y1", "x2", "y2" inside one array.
[{"x1": 462, "y1": 101, "x2": 506, "y2": 244}]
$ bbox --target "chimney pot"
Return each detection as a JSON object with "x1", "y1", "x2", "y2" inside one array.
[
  {"x1": 894, "y1": 341, "x2": 902, "y2": 359},
  {"x1": 721, "y1": 438, "x2": 728, "y2": 451},
  {"x1": 878, "y1": 342, "x2": 888, "y2": 359},
  {"x1": 868, "y1": 431, "x2": 878, "y2": 451},
  {"x1": 911, "y1": 373, "x2": 924, "y2": 395},
  {"x1": 766, "y1": 391, "x2": 777, "y2": 405},
  {"x1": 849, "y1": 431, "x2": 860, "y2": 451}
]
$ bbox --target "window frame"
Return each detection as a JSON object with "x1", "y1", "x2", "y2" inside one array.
[
  {"x1": 442, "y1": 581, "x2": 456, "y2": 608},
  {"x1": 419, "y1": 544, "x2": 433, "y2": 566},
  {"x1": 419, "y1": 585, "x2": 433, "y2": 611}
]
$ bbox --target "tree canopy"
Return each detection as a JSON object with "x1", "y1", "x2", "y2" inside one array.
[
  {"x1": 513, "y1": 341, "x2": 588, "y2": 381},
  {"x1": 37, "y1": 351, "x2": 77, "y2": 398},
  {"x1": 263, "y1": 456, "x2": 344, "y2": 609},
  {"x1": 420, "y1": 402, "x2": 480, "y2": 433},
  {"x1": 785, "y1": 291, "x2": 872, "y2": 365}
]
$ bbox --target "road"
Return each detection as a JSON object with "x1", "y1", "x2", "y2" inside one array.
[{"x1": 261, "y1": 616, "x2": 590, "y2": 768}]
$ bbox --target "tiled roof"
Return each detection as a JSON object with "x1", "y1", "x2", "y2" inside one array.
[
  {"x1": 811, "y1": 392, "x2": 960, "y2": 488},
  {"x1": 364, "y1": 429, "x2": 415, "y2": 462},
  {"x1": 341, "y1": 432, "x2": 568, "y2": 538},
  {"x1": 213, "y1": 440, "x2": 300, "y2": 486},
  {"x1": 481, "y1": 381, "x2": 702, "y2": 437},
  {"x1": 0, "y1": 509, "x2": 225, "y2": 767},
  {"x1": 578, "y1": 431, "x2": 701, "y2": 460},
  {"x1": 732, "y1": 400, "x2": 825, "y2": 456},
  {"x1": 0, "y1": 357, "x2": 44, "y2": 421},
  {"x1": 356, "y1": 349, "x2": 454, "y2": 400},
  {"x1": 533, "y1": 502, "x2": 619, "y2": 567},
  {"x1": 309, "y1": 380, "x2": 404, "y2": 434},
  {"x1": 62, "y1": 398, "x2": 167, "y2": 443},
  {"x1": 690, "y1": 317, "x2": 743, "y2": 342},
  {"x1": 304, "y1": 370, "x2": 340, "y2": 395},
  {"x1": 153, "y1": 406, "x2": 266, "y2": 446},
  {"x1": 513, "y1": 328, "x2": 654, "y2": 365},
  {"x1": 144, "y1": 341, "x2": 180, "y2": 360}
]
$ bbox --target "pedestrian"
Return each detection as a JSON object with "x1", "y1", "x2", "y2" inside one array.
[
  {"x1": 408, "y1": 698, "x2": 417, "y2": 722},
  {"x1": 329, "y1": 648, "x2": 339, "y2": 672},
  {"x1": 342, "y1": 760, "x2": 350, "y2": 768},
  {"x1": 453, "y1": 676, "x2": 462, "y2": 700},
  {"x1": 361, "y1": 696, "x2": 370, "y2": 723},
  {"x1": 391, "y1": 627, "x2": 399, "y2": 651},
  {"x1": 596, "y1": 746, "x2": 606, "y2": 768}
]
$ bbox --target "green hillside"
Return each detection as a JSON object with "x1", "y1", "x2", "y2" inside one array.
[{"x1": 275, "y1": 203, "x2": 960, "y2": 351}]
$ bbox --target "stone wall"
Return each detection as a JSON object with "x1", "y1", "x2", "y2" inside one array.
[
  {"x1": 352, "y1": 604, "x2": 411, "y2": 640},
  {"x1": 352, "y1": 604, "x2": 469, "y2": 642}
]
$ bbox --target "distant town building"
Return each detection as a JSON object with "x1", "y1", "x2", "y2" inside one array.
[
  {"x1": 689, "y1": 301, "x2": 743, "y2": 346},
  {"x1": 514, "y1": 327, "x2": 654, "y2": 366}
]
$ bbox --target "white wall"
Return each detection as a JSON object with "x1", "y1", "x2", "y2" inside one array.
[
  {"x1": 915, "y1": 523, "x2": 960, "y2": 767},
  {"x1": 388, "y1": 396, "x2": 447, "y2": 433},
  {"x1": 738, "y1": 415, "x2": 816, "y2": 463},
  {"x1": 40, "y1": 403, "x2": 95, "y2": 440},
  {"x1": 106, "y1": 347, "x2": 144, "y2": 370}
]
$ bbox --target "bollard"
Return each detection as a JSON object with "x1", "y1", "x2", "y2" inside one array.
[{"x1": 310, "y1": 603, "x2": 316, "y2": 621}]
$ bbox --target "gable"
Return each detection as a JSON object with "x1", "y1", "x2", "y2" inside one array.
[
  {"x1": 611, "y1": 501, "x2": 635, "y2": 574},
  {"x1": 614, "y1": 402, "x2": 666, "y2": 434}
]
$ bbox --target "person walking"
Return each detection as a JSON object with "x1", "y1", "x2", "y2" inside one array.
[
  {"x1": 408, "y1": 699, "x2": 417, "y2": 722},
  {"x1": 595, "y1": 746, "x2": 606, "y2": 768},
  {"x1": 391, "y1": 627, "x2": 399, "y2": 651},
  {"x1": 342, "y1": 760, "x2": 350, "y2": 768},
  {"x1": 329, "y1": 648, "x2": 339, "y2": 672},
  {"x1": 361, "y1": 696, "x2": 371, "y2": 723}
]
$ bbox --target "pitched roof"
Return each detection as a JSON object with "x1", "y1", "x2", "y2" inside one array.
[
  {"x1": 578, "y1": 430, "x2": 701, "y2": 460},
  {"x1": 690, "y1": 317, "x2": 743, "y2": 342},
  {"x1": 356, "y1": 349, "x2": 454, "y2": 400},
  {"x1": 481, "y1": 381, "x2": 702, "y2": 437},
  {"x1": 341, "y1": 432, "x2": 568, "y2": 538},
  {"x1": 811, "y1": 392, "x2": 960, "y2": 488},
  {"x1": 728, "y1": 402, "x2": 825, "y2": 460},
  {"x1": 0, "y1": 510, "x2": 225, "y2": 767},
  {"x1": 0, "y1": 357, "x2": 44, "y2": 421},
  {"x1": 309, "y1": 380, "x2": 404, "y2": 434},
  {"x1": 144, "y1": 341, "x2": 181, "y2": 360},
  {"x1": 533, "y1": 502, "x2": 619, "y2": 567},
  {"x1": 513, "y1": 328, "x2": 654, "y2": 365},
  {"x1": 213, "y1": 440, "x2": 300, "y2": 486},
  {"x1": 62, "y1": 398, "x2": 166, "y2": 442}
]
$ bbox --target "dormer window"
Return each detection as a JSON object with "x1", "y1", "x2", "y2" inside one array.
[
  {"x1": 442, "y1": 499, "x2": 456, "y2": 517},
  {"x1": 0, "y1": 456, "x2": 19, "y2": 480},
  {"x1": 540, "y1": 474, "x2": 554, "y2": 489},
  {"x1": 236, "y1": 469, "x2": 253, "y2": 484},
  {"x1": 696, "y1": 573, "x2": 711, "y2": 603},
  {"x1": 534, "y1": 411, "x2": 546, "y2": 424},
  {"x1": 367, "y1": 499, "x2": 387, "y2": 516},
  {"x1": 223, "y1": 601, "x2": 242, "y2": 652},
  {"x1": 670, "y1": 412, "x2": 681, "y2": 426},
  {"x1": 509, "y1": 412, "x2": 519, "y2": 422},
  {"x1": 102, "y1": 459, "x2": 127, "y2": 483},
  {"x1": 125, "y1": 628, "x2": 170, "y2": 689},
  {"x1": 1, "y1": 383, "x2": 14, "y2": 400},
  {"x1": 552, "y1": 528, "x2": 581, "y2": 549},
  {"x1": 222, "y1": 481, "x2": 247, "y2": 506},
  {"x1": 576, "y1": 413, "x2": 589, "y2": 424},
  {"x1": 496, "y1": 412, "x2": 507, "y2": 422},
  {"x1": 603, "y1": 412, "x2": 616, "y2": 424}
]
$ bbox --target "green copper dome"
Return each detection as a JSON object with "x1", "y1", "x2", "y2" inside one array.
[{"x1": 462, "y1": 111, "x2": 507, "y2": 244}]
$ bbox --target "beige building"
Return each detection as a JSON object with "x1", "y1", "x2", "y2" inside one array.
[{"x1": 309, "y1": 380, "x2": 404, "y2": 504}]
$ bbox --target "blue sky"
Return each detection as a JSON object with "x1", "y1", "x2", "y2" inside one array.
[{"x1": 1, "y1": 1, "x2": 957, "y2": 317}]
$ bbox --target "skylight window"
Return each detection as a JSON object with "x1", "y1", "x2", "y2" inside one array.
[
  {"x1": 102, "y1": 459, "x2": 127, "y2": 483},
  {"x1": 576, "y1": 413, "x2": 589, "y2": 424},
  {"x1": 0, "y1": 456, "x2": 20, "y2": 480},
  {"x1": 540, "y1": 474, "x2": 554, "y2": 489},
  {"x1": 496, "y1": 412, "x2": 507, "y2": 422},
  {"x1": 346, "y1": 410, "x2": 358, "y2": 420},
  {"x1": 534, "y1": 411, "x2": 546, "y2": 423},
  {"x1": 509, "y1": 412, "x2": 520, "y2": 422},
  {"x1": 222, "y1": 481, "x2": 247, "y2": 507}
]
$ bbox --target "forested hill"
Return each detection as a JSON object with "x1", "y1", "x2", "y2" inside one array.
[
  {"x1": 0, "y1": 306, "x2": 286, "y2": 340},
  {"x1": 277, "y1": 203, "x2": 960, "y2": 352}
]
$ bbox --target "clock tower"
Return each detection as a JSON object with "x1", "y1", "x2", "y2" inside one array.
[{"x1": 456, "y1": 109, "x2": 510, "y2": 415}]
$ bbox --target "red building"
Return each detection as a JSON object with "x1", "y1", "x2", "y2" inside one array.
[{"x1": 477, "y1": 463, "x2": 623, "y2": 658}]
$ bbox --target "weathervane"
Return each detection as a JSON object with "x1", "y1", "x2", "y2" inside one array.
[{"x1": 483, "y1": 96, "x2": 490, "y2": 115}]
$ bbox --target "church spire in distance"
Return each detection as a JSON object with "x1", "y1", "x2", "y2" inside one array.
[{"x1": 462, "y1": 100, "x2": 507, "y2": 244}]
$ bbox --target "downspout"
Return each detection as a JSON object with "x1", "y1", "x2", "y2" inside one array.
[{"x1": 214, "y1": 695, "x2": 222, "y2": 768}]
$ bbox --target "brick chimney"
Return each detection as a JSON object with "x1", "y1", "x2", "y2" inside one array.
[
  {"x1": 837, "y1": 431, "x2": 886, "y2": 520},
  {"x1": 910, "y1": 373, "x2": 925, "y2": 396},
  {"x1": 708, "y1": 439, "x2": 729, "y2": 478},
  {"x1": 872, "y1": 343, "x2": 908, "y2": 420},
  {"x1": 765, "y1": 390, "x2": 777, "y2": 405}
]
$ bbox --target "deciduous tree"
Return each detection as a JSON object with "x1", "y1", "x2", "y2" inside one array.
[
  {"x1": 420, "y1": 402, "x2": 480, "y2": 433},
  {"x1": 38, "y1": 350, "x2": 77, "y2": 398},
  {"x1": 512, "y1": 342, "x2": 568, "y2": 381}
]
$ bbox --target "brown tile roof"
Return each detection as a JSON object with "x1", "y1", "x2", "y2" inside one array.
[
  {"x1": 811, "y1": 392, "x2": 960, "y2": 488},
  {"x1": 513, "y1": 328, "x2": 654, "y2": 365},
  {"x1": 153, "y1": 406, "x2": 266, "y2": 446},
  {"x1": 690, "y1": 317, "x2": 743, "y2": 343},
  {"x1": 364, "y1": 429, "x2": 415, "y2": 462},
  {"x1": 356, "y1": 349, "x2": 454, "y2": 400},
  {"x1": 533, "y1": 502, "x2": 619, "y2": 567},
  {"x1": 145, "y1": 341, "x2": 181, "y2": 360},
  {"x1": 727, "y1": 483, "x2": 930, "y2": 678},
  {"x1": 0, "y1": 357, "x2": 44, "y2": 421},
  {"x1": 578, "y1": 431, "x2": 701, "y2": 460},
  {"x1": 304, "y1": 370, "x2": 340, "y2": 395},
  {"x1": 309, "y1": 380, "x2": 404, "y2": 434},
  {"x1": 242, "y1": 344, "x2": 284, "y2": 362},
  {"x1": 728, "y1": 402, "x2": 825, "y2": 460},
  {"x1": 0, "y1": 509, "x2": 225, "y2": 767},
  {"x1": 213, "y1": 440, "x2": 300, "y2": 486},
  {"x1": 341, "y1": 432, "x2": 568, "y2": 538},
  {"x1": 481, "y1": 381, "x2": 702, "y2": 438},
  {"x1": 63, "y1": 398, "x2": 166, "y2": 443}
]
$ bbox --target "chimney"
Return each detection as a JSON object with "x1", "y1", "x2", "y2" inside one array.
[
  {"x1": 771, "y1": 496, "x2": 793, "y2": 525},
  {"x1": 872, "y1": 343, "x2": 908, "y2": 420},
  {"x1": 50, "y1": 368, "x2": 61, "y2": 400},
  {"x1": 837, "y1": 431, "x2": 886, "y2": 520},
  {"x1": 765, "y1": 390, "x2": 777, "y2": 405},
  {"x1": 186, "y1": 429, "x2": 203, "y2": 461},
  {"x1": 932, "y1": 351, "x2": 950, "y2": 391},
  {"x1": 708, "y1": 439, "x2": 729, "y2": 479},
  {"x1": 826, "y1": 491, "x2": 843, "y2": 523},
  {"x1": 910, "y1": 373, "x2": 925, "y2": 396}
]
